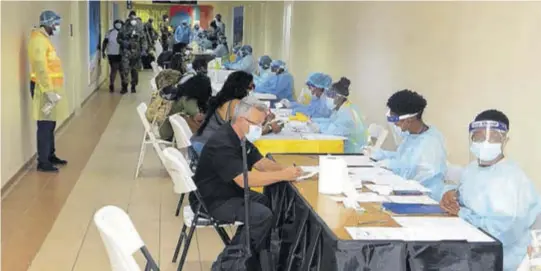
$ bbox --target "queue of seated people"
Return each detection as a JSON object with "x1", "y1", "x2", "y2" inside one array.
[{"x1": 147, "y1": 45, "x2": 541, "y2": 271}]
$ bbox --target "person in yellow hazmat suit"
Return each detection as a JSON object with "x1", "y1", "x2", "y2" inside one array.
[{"x1": 28, "y1": 10, "x2": 68, "y2": 172}]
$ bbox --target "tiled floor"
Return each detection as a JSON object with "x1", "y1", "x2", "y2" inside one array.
[{"x1": 2, "y1": 72, "x2": 225, "y2": 271}]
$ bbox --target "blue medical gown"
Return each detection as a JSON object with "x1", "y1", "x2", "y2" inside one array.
[
  {"x1": 290, "y1": 96, "x2": 332, "y2": 119},
  {"x1": 253, "y1": 68, "x2": 272, "y2": 86},
  {"x1": 371, "y1": 127, "x2": 447, "y2": 200},
  {"x1": 254, "y1": 72, "x2": 294, "y2": 101},
  {"x1": 174, "y1": 26, "x2": 191, "y2": 44},
  {"x1": 226, "y1": 54, "x2": 256, "y2": 73},
  {"x1": 312, "y1": 102, "x2": 366, "y2": 153},
  {"x1": 446, "y1": 160, "x2": 541, "y2": 271}
]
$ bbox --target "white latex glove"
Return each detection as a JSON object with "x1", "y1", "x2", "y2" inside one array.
[
  {"x1": 45, "y1": 92, "x2": 61, "y2": 103},
  {"x1": 307, "y1": 121, "x2": 320, "y2": 133},
  {"x1": 280, "y1": 99, "x2": 291, "y2": 108},
  {"x1": 361, "y1": 146, "x2": 373, "y2": 157}
]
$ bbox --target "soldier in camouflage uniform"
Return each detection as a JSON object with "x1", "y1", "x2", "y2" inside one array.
[
  {"x1": 144, "y1": 18, "x2": 159, "y2": 54},
  {"x1": 159, "y1": 14, "x2": 172, "y2": 52},
  {"x1": 117, "y1": 11, "x2": 147, "y2": 93}
]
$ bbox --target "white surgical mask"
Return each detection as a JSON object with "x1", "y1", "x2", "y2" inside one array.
[
  {"x1": 52, "y1": 25, "x2": 60, "y2": 36},
  {"x1": 393, "y1": 125, "x2": 409, "y2": 140},
  {"x1": 245, "y1": 125, "x2": 263, "y2": 142},
  {"x1": 114, "y1": 23, "x2": 122, "y2": 30},
  {"x1": 131, "y1": 20, "x2": 137, "y2": 26},
  {"x1": 325, "y1": 97, "x2": 335, "y2": 109},
  {"x1": 470, "y1": 142, "x2": 502, "y2": 162}
]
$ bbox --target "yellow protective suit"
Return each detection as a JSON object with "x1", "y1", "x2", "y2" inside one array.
[{"x1": 28, "y1": 27, "x2": 68, "y2": 121}]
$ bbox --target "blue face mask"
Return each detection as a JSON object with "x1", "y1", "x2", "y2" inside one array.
[{"x1": 245, "y1": 125, "x2": 263, "y2": 142}]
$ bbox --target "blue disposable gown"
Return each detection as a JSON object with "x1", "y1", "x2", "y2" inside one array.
[
  {"x1": 312, "y1": 102, "x2": 367, "y2": 153},
  {"x1": 254, "y1": 72, "x2": 294, "y2": 101},
  {"x1": 226, "y1": 54, "x2": 256, "y2": 74},
  {"x1": 445, "y1": 160, "x2": 541, "y2": 271},
  {"x1": 290, "y1": 95, "x2": 332, "y2": 119},
  {"x1": 253, "y1": 67, "x2": 272, "y2": 86},
  {"x1": 174, "y1": 26, "x2": 191, "y2": 44},
  {"x1": 372, "y1": 127, "x2": 447, "y2": 200}
]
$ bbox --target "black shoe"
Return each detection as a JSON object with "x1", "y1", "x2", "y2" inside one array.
[
  {"x1": 109, "y1": 85, "x2": 114, "y2": 93},
  {"x1": 37, "y1": 163, "x2": 59, "y2": 172},
  {"x1": 131, "y1": 85, "x2": 137, "y2": 93},
  {"x1": 120, "y1": 85, "x2": 128, "y2": 94},
  {"x1": 50, "y1": 156, "x2": 68, "y2": 166}
]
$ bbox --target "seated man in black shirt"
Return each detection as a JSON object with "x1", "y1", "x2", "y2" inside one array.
[{"x1": 189, "y1": 96, "x2": 302, "y2": 265}]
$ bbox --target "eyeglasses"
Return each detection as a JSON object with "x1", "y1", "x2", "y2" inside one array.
[{"x1": 242, "y1": 117, "x2": 262, "y2": 127}]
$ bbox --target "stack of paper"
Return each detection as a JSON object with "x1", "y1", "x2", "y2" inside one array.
[
  {"x1": 365, "y1": 184, "x2": 394, "y2": 195},
  {"x1": 328, "y1": 192, "x2": 386, "y2": 203}
]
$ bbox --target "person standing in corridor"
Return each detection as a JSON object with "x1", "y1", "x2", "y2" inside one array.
[
  {"x1": 28, "y1": 10, "x2": 68, "y2": 172},
  {"x1": 102, "y1": 19, "x2": 124, "y2": 92},
  {"x1": 117, "y1": 11, "x2": 148, "y2": 93}
]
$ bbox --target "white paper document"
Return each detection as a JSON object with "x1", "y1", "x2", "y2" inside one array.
[
  {"x1": 325, "y1": 155, "x2": 374, "y2": 167},
  {"x1": 348, "y1": 167, "x2": 393, "y2": 181},
  {"x1": 391, "y1": 217, "x2": 494, "y2": 242},
  {"x1": 365, "y1": 184, "x2": 394, "y2": 195},
  {"x1": 386, "y1": 195, "x2": 437, "y2": 205},
  {"x1": 346, "y1": 224, "x2": 494, "y2": 242},
  {"x1": 328, "y1": 192, "x2": 386, "y2": 203}
]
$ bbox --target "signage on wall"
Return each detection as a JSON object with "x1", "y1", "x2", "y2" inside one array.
[{"x1": 127, "y1": 0, "x2": 132, "y2": 10}]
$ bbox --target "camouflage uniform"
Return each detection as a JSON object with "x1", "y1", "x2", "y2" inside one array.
[
  {"x1": 117, "y1": 19, "x2": 148, "y2": 92},
  {"x1": 144, "y1": 21, "x2": 158, "y2": 53},
  {"x1": 159, "y1": 21, "x2": 171, "y2": 52}
]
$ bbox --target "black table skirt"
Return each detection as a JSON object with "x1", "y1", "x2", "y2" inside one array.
[{"x1": 263, "y1": 182, "x2": 503, "y2": 271}]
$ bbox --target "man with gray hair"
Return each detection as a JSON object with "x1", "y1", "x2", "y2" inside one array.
[{"x1": 190, "y1": 96, "x2": 303, "y2": 268}]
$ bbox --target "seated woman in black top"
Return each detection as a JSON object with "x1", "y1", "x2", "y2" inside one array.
[{"x1": 159, "y1": 56, "x2": 213, "y2": 141}]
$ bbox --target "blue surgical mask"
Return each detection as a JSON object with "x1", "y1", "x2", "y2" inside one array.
[
  {"x1": 470, "y1": 142, "x2": 502, "y2": 162},
  {"x1": 53, "y1": 25, "x2": 60, "y2": 36},
  {"x1": 245, "y1": 125, "x2": 263, "y2": 142},
  {"x1": 311, "y1": 94, "x2": 319, "y2": 100}
]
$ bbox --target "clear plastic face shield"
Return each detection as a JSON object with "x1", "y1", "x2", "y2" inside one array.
[
  {"x1": 468, "y1": 120, "x2": 508, "y2": 162},
  {"x1": 468, "y1": 120, "x2": 508, "y2": 144},
  {"x1": 386, "y1": 111, "x2": 418, "y2": 124}
]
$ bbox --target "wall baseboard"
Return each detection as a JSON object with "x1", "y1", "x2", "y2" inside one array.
[{"x1": 1, "y1": 79, "x2": 107, "y2": 198}]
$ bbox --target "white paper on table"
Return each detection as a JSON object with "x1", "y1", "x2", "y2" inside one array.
[
  {"x1": 349, "y1": 167, "x2": 393, "y2": 181},
  {"x1": 297, "y1": 170, "x2": 318, "y2": 181},
  {"x1": 346, "y1": 225, "x2": 494, "y2": 242},
  {"x1": 371, "y1": 174, "x2": 408, "y2": 185},
  {"x1": 355, "y1": 192, "x2": 387, "y2": 203},
  {"x1": 301, "y1": 133, "x2": 347, "y2": 140},
  {"x1": 390, "y1": 181, "x2": 431, "y2": 192},
  {"x1": 328, "y1": 193, "x2": 386, "y2": 203},
  {"x1": 327, "y1": 155, "x2": 374, "y2": 167},
  {"x1": 365, "y1": 184, "x2": 393, "y2": 195},
  {"x1": 346, "y1": 227, "x2": 409, "y2": 240},
  {"x1": 392, "y1": 217, "x2": 494, "y2": 242},
  {"x1": 386, "y1": 195, "x2": 437, "y2": 204}
]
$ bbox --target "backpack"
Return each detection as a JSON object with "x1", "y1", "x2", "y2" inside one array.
[{"x1": 146, "y1": 69, "x2": 182, "y2": 126}]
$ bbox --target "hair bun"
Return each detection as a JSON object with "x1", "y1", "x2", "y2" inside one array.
[{"x1": 339, "y1": 77, "x2": 351, "y2": 88}]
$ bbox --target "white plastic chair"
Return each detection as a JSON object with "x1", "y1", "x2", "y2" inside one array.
[
  {"x1": 445, "y1": 162, "x2": 464, "y2": 185},
  {"x1": 135, "y1": 103, "x2": 174, "y2": 179},
  {"x1": 94, "y1": 205, "x2": 160, "y2": 271},
  {"x1": 169, "y1": 114, "x2": 193, "y2": 150},
  {"x1": 367, "y1": 123, "x2": 389, "y2": 149},
  {"x1": 162, "y1": 148, "x2": 237, "y2": 270}
]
